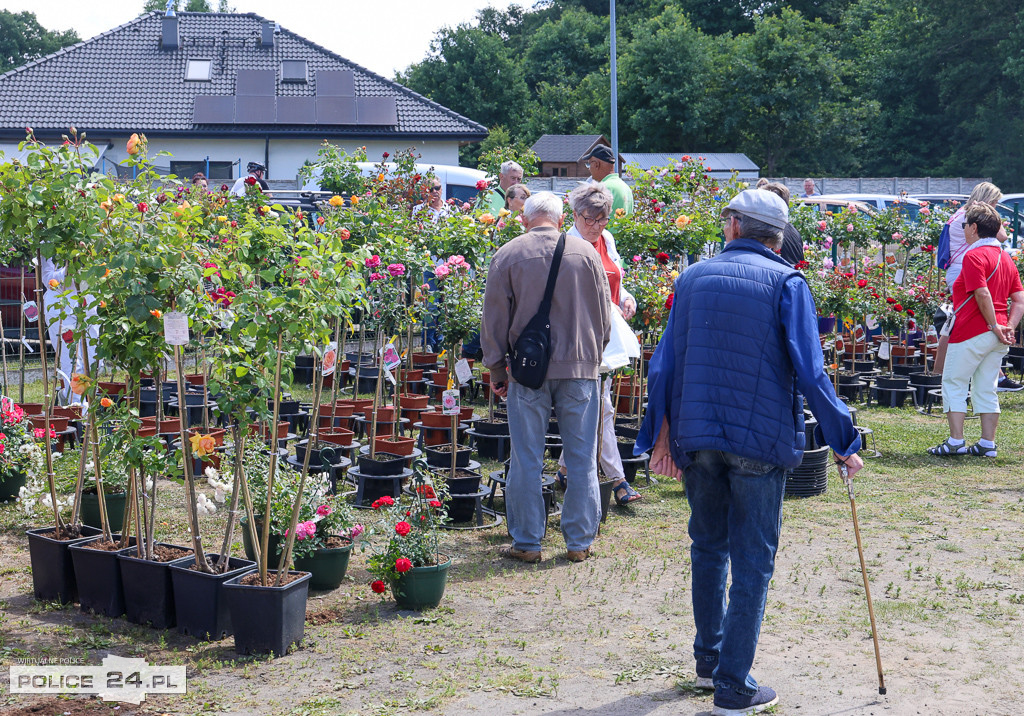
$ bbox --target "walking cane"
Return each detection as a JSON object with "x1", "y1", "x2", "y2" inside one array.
[{"x1": 839, "y1": 462, "x2": 887, "y2": 695}]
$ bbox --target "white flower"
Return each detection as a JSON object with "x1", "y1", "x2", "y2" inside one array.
[
  {"x1": 196, "y1": 492, "x2": 217, "y2": 515},
  {"x1": 204, "y1": 466, "x2": 219, "y2": 480},
  {"x1": 145, "y1": 478, "x2": 153, "y2": 491},
  {"x1": 85, "y1": 461, "x2": 95, "y2": 471}
]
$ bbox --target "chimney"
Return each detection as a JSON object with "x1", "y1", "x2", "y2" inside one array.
[
  {"x1": 260, "y1": 20, "x2": 274, "y2": 48},
  {"x1": 161, "y1": 14, "x2": 180, "y2": 50}
]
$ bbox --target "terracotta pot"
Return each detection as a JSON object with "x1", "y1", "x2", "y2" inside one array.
[
  {"x1": 141, "y1": 416, "x2": 157, "y2": 427},
  {"x1": 374, "y1": 435, "x2": 415, "y2": 456},
  {"x1": 349, "y1": 399, "x2": 373, "y2": 415},
  {"x1": 30, "y1": 415, "x2": 68, "y2": 433},
  {"x1": 189, "y1": 427, "x2": 226, "y2": 446},
  {"x1": 52, "y1": 405, "x2": 83, "y2": 420},
  {"x1": 137, "y1": 426, "x2": 159, "y2": 438},
  {"x1": 481, "y1": 372, "x2": 490, "y2": 385},
  {"x1": 458, "y1": 406, "x2": 475, "y2": 422},
  {"x1": 431, "y1": 371, "x2": 449, "y2": 386},
  {"x1": 185, "y1": 374, "x2": 206, "y2": 387},
  {"x1": 465, "y1": 359, "x2": 475, "y2": 370},
  {"x1": 403, "y1": 369, "x2": 424, "y2": 382},
  {"x1": 421, "y1": 411, "x2": 454, "y2": 428},
  {"x1": 319, "y1": 403, "x2": 354, "y2": 418},
  {"x1": 412, "y1": 352, "x2": 439, "y2": 366},
  {"x1": 97, "y1": 381, "x2": 127, "y2": 395},
  {"x1": 371, "y1": 406, "x2": 397, "y2": 423},
  {"x1": 247, "y1": 421, "x2": 289, "y2": 440},
  {"x1": 400, "y1": 394, "x2": 430, "y2": 410},
  {"x1": 317, "y1": 428, "x2": 354, "y2": 447},
  {"x1": 17, "y1": 403, "x2": 43, "y2": 415}
]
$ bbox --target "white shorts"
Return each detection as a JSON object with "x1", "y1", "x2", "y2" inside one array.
[{"x1": 941, "y1": 331, "x2": 1007, "y2": 414}]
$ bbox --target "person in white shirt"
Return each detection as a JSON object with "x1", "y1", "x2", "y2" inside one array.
[
  {"x1": 41, "y1": 258, "x2": 100, "y2": 404},
  {"x1": 230, "y1": 162, "x2": 269, "y2": 198}
]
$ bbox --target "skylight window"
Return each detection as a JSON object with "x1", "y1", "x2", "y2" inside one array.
[
  {"x1": 281, "y1": 60, "x2": 307, "y2": 83},
  {"x1": 185, "y1": 59, "x2": 212, "y2": 81}
]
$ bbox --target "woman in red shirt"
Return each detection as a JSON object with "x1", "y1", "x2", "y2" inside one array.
[{"x1": 930, "y1": 203, "x2": 1024, "y2": 457}]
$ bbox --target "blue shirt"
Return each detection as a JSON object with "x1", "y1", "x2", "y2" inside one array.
[{"x1": 636, "y1": 262, "x2": 861, "y2": 460}]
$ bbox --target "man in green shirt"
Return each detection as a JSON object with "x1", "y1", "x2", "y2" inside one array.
[
  {"x1": 584, "y1": 145, "x2": 633, "y2": 217},
  {"x1": 487, "y1": 160, "x2": 524, "y2": 214}
]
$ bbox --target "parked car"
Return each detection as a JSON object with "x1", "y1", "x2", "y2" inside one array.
[
  {"x1": 910, "y1": 193, "x2": 1022, "y2": 245},
  {"x1": 999, "y1": 193, "x2": 1024, "y2": 217},
  {"x1": 813, "y1": 194, "x2": 922, "y2": 219},
  {"x1": 794, "y1": 196, "x2": 877, "y2": 215},
  {"x1": 300, "y1": 162, "x2": 488, "y2": 204}
]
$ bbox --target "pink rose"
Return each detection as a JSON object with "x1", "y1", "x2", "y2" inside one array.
[
  {"x1": 846, "y1": 224, "x2": 854, "y2": 232},
  {"x1": 369, "y1": 272, "x2": 384, "y2": 282},
  {"x1": 316, "y1": 504, "x2": 332, "y2": 517},
  {"x1": 447, "y1": 255, "x2": 466, "y2": 267},
  {"x1": 434, "y1": 264, "x2": 450, "y2": 278},
  {"x1": 462, "y1": 202, "x2": 471, "y2": 211},
  {"x1": 475, "y1": 179, "x2": 489, "y2": 191},
  {"x1": 817, "y1": 220, "x2": 827, "y2": 231},
  {"x1": 387, "y1": 263, "x2": 405, "y2": 277},
  {"x1": 365, "y1": 255, "x2": 381, "y2": 269},
  {"x1": 892, "y1": 232, "x2": 902, "y2": 241}
]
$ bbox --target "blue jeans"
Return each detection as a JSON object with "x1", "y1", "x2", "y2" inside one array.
[
  {"x1": 505, "y1": 379, "x2": 601, "y2": 552},
  {"x1": 685, "y1": 449, "x2": 787, "y2": 696}
]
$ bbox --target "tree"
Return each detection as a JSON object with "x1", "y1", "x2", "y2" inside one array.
[
  {"x1": 0, "y1": 11, "x2": 79, "y2": 73},
  {"x1": 141, "y1": 0, "x2": 234, "y2": 12}
]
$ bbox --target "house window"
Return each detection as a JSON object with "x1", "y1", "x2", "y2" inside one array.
[
  {"x1": 171, "y1": 161, "x2": 234, "y2": 182},
  {"x1": 281, "y1": 60, "x2": 308, "y2": 83},
  {"x1": 185, "y1": 59, "x2": 212, "y2": 81},
  {"x1": 559, "y1": 167, "x2": 568, "y2": 177}
]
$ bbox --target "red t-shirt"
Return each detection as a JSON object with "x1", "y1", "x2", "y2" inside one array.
[
  {"x1": 592, "y1": 235, "x2": 622, "y2": 307},
  {"x1": 949, "y1": 244, "x2": 1024, "y2": 343}
]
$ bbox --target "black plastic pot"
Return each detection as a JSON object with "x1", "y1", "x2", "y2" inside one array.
[
  {"x1": 440, "y1": 470, "x2": 482, "y2": 496},
  {"x1": 26, "y1": 526, "x2": 97, "y2": 604},
  {"x1": 240, "y1": 520, "x2": 283, "y2": 564},
  {"x1": 473, "y1": 419, "x2": 509, "y2": 436},
  {"x1": 169, "y1": 554, "x2": 256, "y2": 640},
  {"x1": 270, "y1": 399, "x2": 301, "y2": 416},
  {"x1": 615, "y1": 425, "x2": 640, "y2": 441},
  {"x1": 891, "y1": 363, "x2": 916, "y2": 377},
  {"x1": 909, "y1": 372, "x2": 943, "y2": 405},
  {"x1": 69, "y1": 535, "x2": 135, "y2": 617},
  {"x1": 223, "y1": 570, "x2": 312, "y2": 656},
  {"x1": 786, "y1": 445, "x2": 830, "y2": 498},
  {"x1": 294, "y1": 439, "x2": 345, "y2": 466},
  {"x1": 1007, "y1": 345, "x2": 1024, "y2": 372},
  {"x1": 472, "y1": 432, "x2": 510, "y2": 460},
  {"x1": 357, "y1": 452, "x2": 406, "y2": 476},
  {"x1": 424, "y1": 444, "x2": 471, "y2": 468},
  {"x1": 615, "y1": 439, "x2": 636, "y2": 461},
  {"x1": 350, "y1": 467, "x2": 410, "y2": 506},
  {"x1": 119, "y1": 543, "x2": 194, "y2": 629}
]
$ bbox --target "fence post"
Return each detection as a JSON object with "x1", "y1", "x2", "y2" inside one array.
[{"x1": 1014, "y1": 205, "x2": 1019, "y2": 250}]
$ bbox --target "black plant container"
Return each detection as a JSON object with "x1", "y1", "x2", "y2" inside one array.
[
  {"x1": 170, "y1": 554, "x2": 256, "y2": 640},
  {"x1": 69, "y1": 535, "x2": 135, "y2": 617},
  {"x1": 471, "y1": 432, "x2": 510, "y2": 460},
  {"x1": 357, "y1": 452, "x2": 406, "y2": 476},
  {"x1": 223, "y1": 570, "x2": 312, "y2": 656},
  {"x1": 294, "y1": 439, "x2": 346, "y2": 466},
  {"x1": 616, "y1": 439, "x2": 636, "y2": 461},
  {"x1": 25, "y1": 526, "x2": 97, "y2": 604},
  {"x1": 424, "y1": 444, "x2": 471, "y2": 468},
  {"x1": 118, "y1": 543, "x2": 193, "y2": 629},
  {"x1": 909, "y1": 371, "x2": 943, "y2": 405},
  {"x1": 350, "y1": 467, "x2": 410, "y2": 506},
  {"x1": 615, "y1": 425, "x2": 640, "y2": 441},
  {"x1": 438, "y1": 470, "x2": 482, "y2": 496},
  {"x1": 474, "y1": 419, "x2": 509, "y2": 436}
]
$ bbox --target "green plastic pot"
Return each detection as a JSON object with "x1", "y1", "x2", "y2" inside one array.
[
  {"x1": 293, "y1": 539, "x2": 353, "y2": 590},
  {"x1": 240, "y1": 519, "x2": 284, "y2": 566},
  {"x1": 0, "y1": 471, "x2": 26, "y2": 502},
  {"x1": 80, "y1": 491, "x2": 126, "y2": 533},
  {"x1": 389, "y1": 555, "x2": 451, "y2": 610}
]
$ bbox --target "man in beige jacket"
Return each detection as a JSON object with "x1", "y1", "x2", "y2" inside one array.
[{"x1": 482, "y1": 191, "x2": 611, "y2": 563}]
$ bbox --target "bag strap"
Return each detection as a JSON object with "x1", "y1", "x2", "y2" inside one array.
[
  {"x1": 951, "y1": 249, "x2": 1002, "y2": 317},
  {"x1": 537, "y1": 232, "x2": 566, "y2": 317}
]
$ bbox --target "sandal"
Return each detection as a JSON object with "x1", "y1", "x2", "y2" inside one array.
[
  {"x1": 613, "y1": 480, "x2": 643, "y2": 505},
  {"x1": 966, "y1": 442, "x2": 997, "y2": 458},
  {"x1": 927, "y1": 438, "x2": 967, "y2": 456},
  {"x1": 555, "y1": 467, "x2": 567, "y2": 490}
]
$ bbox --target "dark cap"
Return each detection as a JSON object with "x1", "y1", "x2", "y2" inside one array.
[{"x1": 583, "y1": 145, "x2": 615, "y2": 164}]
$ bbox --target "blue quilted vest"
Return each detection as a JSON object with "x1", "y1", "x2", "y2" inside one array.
[{"x1": 668, "y1": 238, "x2": 807, "y2": 470}]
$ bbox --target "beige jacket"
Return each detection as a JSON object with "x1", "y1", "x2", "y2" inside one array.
[{"x1": 482, "y1": 225, "x2": 611, "y2": 384}]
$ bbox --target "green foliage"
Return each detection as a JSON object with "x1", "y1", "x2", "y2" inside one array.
[
  {"x1": 476, "y1": 136, "x2": 539, "y2": 178},
  {"x1": 299, "y1": 142, "x2": 368, "y2": 195},
  {"x1": 0, "y1": 10, "x2": 79, "y2": 74},
  {"x1": 141, "y1": 0, "x2": 234, "y2": 12}
]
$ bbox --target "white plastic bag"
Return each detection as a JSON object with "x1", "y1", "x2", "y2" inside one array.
[{"x1": 601, "y1": 310, "x2": 641, "y2": 372}]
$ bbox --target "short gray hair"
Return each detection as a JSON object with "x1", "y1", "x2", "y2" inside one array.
[
  {"x1": 522, "y1": 191, "x2": 563, "y2": 224},
  {"x1": 500, "y1": 160, "x2": 523, "y2": 176},
  {"x1": 734, "y1": 213, "x2": 784, "y2": 250},
  {"x1": 568, "y1": 183, "x2": 613, "y2": 218}
]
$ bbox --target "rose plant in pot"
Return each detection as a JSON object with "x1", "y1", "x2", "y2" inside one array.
[{"x1": 290, "y1": 495, "x2": 365, "y2": 591}]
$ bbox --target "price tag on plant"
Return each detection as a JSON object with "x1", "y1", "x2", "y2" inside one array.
[
  {"x1": 21, "y1": 301, "x2": 38, "y2": 323},
  {"x1": 162, "y1": 312, "x2": 190, "y2": 346},
  {"x1": 835, "y1": 337, "x2": 845, "y2": 355},
  {"x1": 865, "y1": 314, "x2": 879, "y2": 330},
  {"x1": 441, "y1": 389, "x2": 460, "y2": 415},
  {"x1": 454, "y1": 358, "x2": 473, "y2": 386},
  {"x1": 382, "y1": 365, "x2": 397, "y2": 385},
  {"x1": 322, "y1": 342, "x2": 338, "y2": 377},
  {"x1": 380, "y1": 342, "x2": 401, "y2": 371},
  {"x1": 894, "y1": 268, "x2": 905, "y2": 285},
  {"x1": 877, "y1": 341, "x2": 891, "y2": 361}
]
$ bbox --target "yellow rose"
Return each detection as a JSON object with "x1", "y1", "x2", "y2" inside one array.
[
  {"x1": 615, "y1": 208, "x2": 626, "y2": 218},
  {"x1": 350, "y1": 195, "x2": 360, "y2": 206},
  {"x1": 100, "y1": 200, "x2": 113, "y2": 213},
  {"x1": 674, "y1": 214, "x2": 692, "y2": 229},
  {"x1": 498, "y1": 208, "x2": 511, "y2": 218},
  {"x1": 113, "y1": 193, "x2": 125, "y2": 203},
  {"x1": 479, "y1": 213, "x2": 495, "y2": 225},
  {"x1": 189, "y1": 433, "x2": 217, "y2": 457},
  {"x1": 328, "y1": 195, "x2": 344, "y2": 207}
]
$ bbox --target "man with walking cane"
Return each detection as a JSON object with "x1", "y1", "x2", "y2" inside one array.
[{"x1": 635, "y1": 189, "x2": 864, "y2": 715}]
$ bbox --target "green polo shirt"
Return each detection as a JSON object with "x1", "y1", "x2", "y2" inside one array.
[
  {"x1": 487, "y1": 187, "x2": 506, "y2": 215},
  {"x1": 601, "y1": 173, "x2": 634, "y2": 217}
]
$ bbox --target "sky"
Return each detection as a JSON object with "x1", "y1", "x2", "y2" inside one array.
[{"x1": 1, "y1": 0, "x2": 526, "y2": 79}]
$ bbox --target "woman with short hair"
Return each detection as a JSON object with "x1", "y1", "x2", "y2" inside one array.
[
  {"x1": 929, "y1": 202, "x2": 1024, "y2": 457},
  {"x1": 505, "y1": 184, "x2": 531, "y2": 214},
  {"x1": 555, "y1": 183, "x2": 642, "y2": 504}
]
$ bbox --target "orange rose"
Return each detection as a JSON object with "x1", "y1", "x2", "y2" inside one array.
[
  {"x1": 150, "y1": 309, "x2": 162, "y2": 318},
  {"x1": 48, "y1": 279, "x2": 60, "y2": 289},
  {"x1": 99, "y1": 300, "x2": 106, "y2": 308},
  {"x1": 350, "y1": 195, "x2": 359, "y2": 206},
  {"x1": 479, "y1": 213, "x2": 495, "y2": 225},
  {"x1": 189, "y1": 433, "x2": 217, "y2": 457},
  {"x1": 674, "y1": 214, "x2": 692, "y2": 229},
  {"x1": 126, "y1": 133, "x2": 141, "y2": 155},
  {"x1": 100, "y1": 397, "x2": 113, "y2": 408},
  {"x1": 70, "y1": 373, "x2": 91, "y2": 396},
  {"x1": 100, "y1": 200, "x2": 113, "y2": 213}
]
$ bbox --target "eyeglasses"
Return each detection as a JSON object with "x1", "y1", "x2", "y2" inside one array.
[
  {"x1": 577, "y1": 213, "x2": 609, "y2": 227},
  {"x1": 721, "y1": 214, "x2": 734, "y2": 227},
  {"x1": 428, "y1": 186, "x2": 441, "y2": 192}
]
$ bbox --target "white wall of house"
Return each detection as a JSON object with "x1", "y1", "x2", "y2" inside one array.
[{"x1": 97, "y1": 135, "x2": 461, "y2": 185}]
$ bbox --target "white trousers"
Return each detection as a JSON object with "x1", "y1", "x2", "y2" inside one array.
[{"x1": 942, "y1": 331, "x2": 1007, "y2": 414}]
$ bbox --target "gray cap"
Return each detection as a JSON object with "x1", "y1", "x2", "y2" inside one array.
[{"x1": 725, "y1": 189, "x2": 789, "y2": 229}]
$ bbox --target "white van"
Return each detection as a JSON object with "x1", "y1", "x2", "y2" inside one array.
[{"x1": 300, "y1": 162, "x2": 489, "y2": 204}]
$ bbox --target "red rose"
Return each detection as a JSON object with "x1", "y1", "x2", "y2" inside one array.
[
  {"x1": 370, "y1": 580, "x2": 386, "y2": 594},
  {"x1": 61, "y1": 329, "x2": 74, "y2": 344},
  {"x1": 907, "y1": 309, "x2": 915, "y2": 317},
  {"x1": 137, "y1": 202, "x2": 148, "y2": 213},
  {"x1": 794, "y1": 261, "x2": 809, "y2": 270},
  {"x1": 371, "y1": 495, "x2": 394, "y2": 509},
  {"x1": 220, "y1": 184, "x2": 229, "y2": 192},
  {"x1": 665, "y1": 293, "x2": 674, "y2": 310},
  {"x1": 656, "y1": 252, "x2": 670, "y2": 264},
  {"x1": 886, "y1": 297, "x2": 895, "y2": 304},
  {"x1": 395, "y1": 557, "x2": 412, "y2": 573},
  {"x1": 475, "y1": 179, "x2": 489, "y2": 191},
  {"x1": 857, "y1": 279, "x2": 867, "y2": 288},
  {"x1": 893, "y1": 304, "x2": 903, "y2": 311},
  {"x1": 394, "y1": 521, "x2": 411, "y2": 536},
  {"x1": 156, "y1": 193, "x2": 169, "y2": 204},
  {"x1": 244, "y1": 176, "x2": 257, "y2": 186},
  {"x1": 429, "y1": 499, "x2": 442, "y2": 508},
  {"x1": 230, "y1": 220, "x2": 237, "y2": 228},
  {"x1": 872, "y1": 293, "x2": 880, "y2": 299},
  {"x1": 382, "y1": 152, "x2": 390, "y2": 159}
]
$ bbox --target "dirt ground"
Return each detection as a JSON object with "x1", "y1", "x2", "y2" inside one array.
[{"x1": 2, "y1": 401, "x2": 1024, "y2": 715}]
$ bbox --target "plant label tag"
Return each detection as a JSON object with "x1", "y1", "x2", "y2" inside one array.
[
  {"x1": 853, "y1": 324, "x2": 865, "y2": 343},
  {"x1": 441, "y1": 389, "x2": 460, "y2": 415},
  {"x1": 21, "y1": 337, "x2": 34, "y2": 353},
  {"x1": 380, "y1": 342, "x2": 401, "y2": 371},
  {"x1": 877, "y1": 341, "x2": 891, "y2": 361},
  {"x1": 0, "y1": 396, "x2": 13, "y2": 411},
  {"x1": 322, "y1": 342, "x2": 338, "y2": 377},
  {"x1": 22, "y1": 301, "x2": 39, "y2": 323},
  {"x1": 885, "y1": 252, "x2": 897, "y2": 265},
  {"x1": 454, "y1": 358, "x2": 473, "y2": 386},
  {"x1": 163, "y1": 312, "x2": 189, "y2": 345},
  {"x1": 866, "y1": 314, "x2": 879, "y2": 330},
  {"x1": 383, "y1": 365, "x2": 397, "y2": 386},
  {"x1": 835, "y1": 337, "x2": 845, "y2": 355},
  {"x1": 894, "y1": 268, "x2": 905, "y2": 285}
]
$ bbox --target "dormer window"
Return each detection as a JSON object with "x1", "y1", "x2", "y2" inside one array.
[
  {"x1": 281, "y1": 60, "x2": 307, "y2": 84},
  {"x1": 185, "y1": 59, "x2": 212, "y2": 81}
]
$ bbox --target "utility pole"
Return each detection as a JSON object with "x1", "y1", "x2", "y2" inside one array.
[{"x1": 610, "y1": 0, "x2": 619, "y2": 172}]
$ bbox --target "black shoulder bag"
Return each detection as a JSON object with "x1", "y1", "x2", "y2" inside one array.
[{"x1": 510, "y1": 232, "x2": 566, "y2": 389}]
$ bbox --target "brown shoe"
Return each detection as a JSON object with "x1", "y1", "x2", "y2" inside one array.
[
  {"x1": 565, "y1": 547, "x2": 592, "y2": 562},
  {"x1": 499, "y1": 544, "x2": 541, "y2": 563}
]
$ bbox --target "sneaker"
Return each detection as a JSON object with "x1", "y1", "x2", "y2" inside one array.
[
  {"x1": 712, "y1": 686, "x2": 778, "y2": 716},
  {"x1": 498, "y1": 545, "x2": 541, "y2": 563},
  {"x1": 998, "y1": 376, "x2": 1024, "y2": 392},
  {"x1": 695, "y1": 660, "x2": 716, "y2": 690}
]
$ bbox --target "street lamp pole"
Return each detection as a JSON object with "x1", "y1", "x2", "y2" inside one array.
[{"x1": 610, "y1": 0, "x2": 619, "y2": 172}]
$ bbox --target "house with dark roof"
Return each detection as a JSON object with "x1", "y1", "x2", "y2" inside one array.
[
  {"x1": 530, "y1": 134, "x2": 622, "y2": 177},
  {"x1": 0, "y1": 11, "x2": 487, "y2": 187},
  {"x1": 621, "y1": 152, "x2": 759, "y2": 180}
]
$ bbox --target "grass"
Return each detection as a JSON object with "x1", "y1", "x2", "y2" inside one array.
[{"x1": 2, "y1": 372, "x2": 1024, "y2": 713}]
